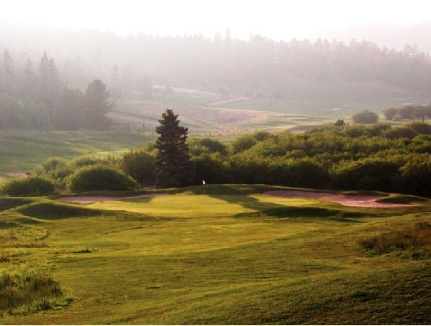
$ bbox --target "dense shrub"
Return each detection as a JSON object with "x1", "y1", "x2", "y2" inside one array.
[
  {"x1": 382, "y1": 126, "x2": 418, "y2": 139},
  {"x1": 34, "y1": 157, "x2": 72, "y2": 180},
  {"x1": 270, "y1": 158, "x2": 330, "y2": 188},
  {"x1": 252, "y1": 130, "x2": 271, "y2": 141},
  {"x1": 382, "y1": 104, "x2": 431, "y2": 121},
  {"x1": 70, "y1": 155, "x2": 119, "y2": 168},
  {"x1": 332, "y1": 158, "x2": 401, "y2": 192},
  {"x1": 344, "y1": 125, "x2": 368, "y2": 137},
  {"x1": 0, "y1": 176, "x2": 55, "y2": 196},
  {"x1": 351, "y1": 110, "x2": 379, "y2": 124},
  {"x1": 189, "y1": 137, "x2": 228, "y2": 156},
  {"x1": 382, "y1": 107, "x2": 398, "y2": 120},
  {"x1": 231, "y1": 134, "x2": 258, "y2": 154},
  {"x1": 408, "y1": 122, "x2": 431, "y2": 135},
  {"x1": 192, "y1": 152, "x2": 230, "y2": 184},
  {"x1": 400, "y1": 155, "x2": 431, "y2": 197},
  {"x1": 66, "y1": 165, "x2": 139, "y2": 192},
  {"x1": 120, "y1": 149, "x2": 155, "y2": 186}
]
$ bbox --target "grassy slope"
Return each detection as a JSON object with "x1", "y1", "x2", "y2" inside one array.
[
  {"x1": 1, "y1": 186, "x2": 431, "y2": 324},
  {"x1": 0, "y1": 130, "x2": 153, "y2": 175}
]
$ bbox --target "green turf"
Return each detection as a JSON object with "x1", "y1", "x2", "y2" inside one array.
[
  {"x1": 1, "y1": 186, "x2": 431, "y2": 324},
  {"x1": 0, "y1": 130, "x2": 153, "y2": 176}
]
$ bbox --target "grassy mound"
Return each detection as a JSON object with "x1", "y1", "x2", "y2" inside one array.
[
  {"x1": 376, "y1": 194, "x2": 430, "y2": 204},
  {"x1": 16, "y1": 202, "x2": 104, "y2": 220},
  {"x1": 0, "y1": 198, "x2": 32, "y2": 212}
]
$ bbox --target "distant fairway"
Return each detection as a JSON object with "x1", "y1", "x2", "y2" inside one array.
[
  {"x1": 0, "y1": 130, "x2": 153, "y2": 177},
  {"x1": 2, "y1": 185, "x2": 431, "y2": 324}
]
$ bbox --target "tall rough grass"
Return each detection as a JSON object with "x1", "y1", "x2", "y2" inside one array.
[
  {"x1": 359, "y1": 221, "x2": 431, "y2": 258},
  {"x1": 0, "y1": 270, "x2": 65, "y2": 315}
]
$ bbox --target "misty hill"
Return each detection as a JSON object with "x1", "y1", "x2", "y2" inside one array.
[
  {"x1": 320, "y1": 21, "x2": 431, "y2": 56},
  {"x1": 1, "y1": 22, "x2": 431, "y2": 131}
]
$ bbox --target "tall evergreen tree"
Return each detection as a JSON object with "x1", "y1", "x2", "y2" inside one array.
[
  {"x1": 83, "y1": 79, "x2": 115, "y2": 130},
  {"x1": 1, "y1": 49, "x2": 14, "y2": 94},
  {"x1": 22, "y1": 58, "x2": 36, "y2": 98},
  {"x1": 155, "y1": 109, "x2": 194, "y2": 188}
]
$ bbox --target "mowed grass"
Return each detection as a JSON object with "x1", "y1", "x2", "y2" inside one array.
[
  {"x1": 1, "y1": 186, "x2": 431, "y2": 324},
  {"x1": 88, "y1": 193, "x2": 315, "y2": 218},
  {"x1": 0, "y1": 130, "x2": 153, "y2": 175}
]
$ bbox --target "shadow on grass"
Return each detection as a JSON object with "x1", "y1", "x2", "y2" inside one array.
[
  {"x1": 192, "y1": 184, "x2": 367, "y2": 221},
  {"x1": 188, "y1": 184, "x2": 408, "y2": 222},
  {"x1": 16, "y1": 202, "x2": 104, "y2": 220},
  {"x1": 0, "y1": 198, "x2": 33, "y2": 212}
]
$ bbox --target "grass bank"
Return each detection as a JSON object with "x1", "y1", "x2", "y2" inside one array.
[{"x1": 1, "y1": 186, "x2": 431, "y2": 323}]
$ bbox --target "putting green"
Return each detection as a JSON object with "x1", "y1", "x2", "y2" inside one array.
[{"x1": 88, "y1": 194, "x2": 315, "y2": 218}]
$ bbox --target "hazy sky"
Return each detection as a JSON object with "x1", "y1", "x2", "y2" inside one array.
[{"x1": 1, "y1": 0, "x2": 430, "y2": 41}]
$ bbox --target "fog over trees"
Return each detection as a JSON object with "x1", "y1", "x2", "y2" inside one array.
[{"x1": 1, "y1": 22, "x2": 431, "y2": 130}]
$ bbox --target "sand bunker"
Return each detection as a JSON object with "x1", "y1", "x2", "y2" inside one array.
[
  {"x1": 264, "y1": 190, "x2": 410, "y2": 208},
  {"x1": 57, "y1": 194, "x2": 161, "y2": 204},
  {"x1": 58, "y1": 190, "x2": 409, "y2": 208},
  {"x1": 5, "y1": 172, "x2": 27, "y2": 178}
]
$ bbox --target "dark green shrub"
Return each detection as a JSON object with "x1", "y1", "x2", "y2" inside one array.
[
  {"x1": 351, "y1": 110, "x2": 379, "y2": 124},
  {"x1": 382, "y1": 107, "x2": 398, "y2": 120},
  {"x1": 0, "y1": 176, "x2": 55, "y2": 196},
  {"x1": 231, "y1": 134, "x2": 257, "y2": 154},
  {"x1": 332, "y1": 158, "x2": 401, "y2": 192},
  {"x1": 366, "y1": 124, "x2": 391, "y2": 137},
  {"x1": 192, "y1": 152, "x2": 230, "y2": 184},
  {"x1": 189, "y1": 138, "x2": 228, "y2": 156},
  {"x1": 357, "y1": 175, "x2": 382, "y2": 191},
  {"x1": 66, "y1": 165, "x2": 139, "y2": 192},
  {"x1": 252, "y1": 130, "x2": 271, "y2": 141},
  {"x1": 408, "y1": 122, "x2": 431, "y2": 135},
  {"x1": 70, "y1": 155, "x2": 119, "y2": 168},
  {"x1": 120, "y1": 149, "x2": 155, "y2": 186},
  {"x1": 34, "y1": 157, "x2": 72, "y2": 180},
  {"x1": 382, "y1": 126, "x2": 418, "y2": 139},
  {"x1": 400, "y1": 155, "x2": 431, "y2": 197},
  {"x1": 344, "y1": 125, "x2": 367, "y2": 138},
  {"x1": 231, "y1": 157, "x2": 329, "y2": 188},
  {"x1": 198, "y1": 138, "x2": 228, "y2": 155}
]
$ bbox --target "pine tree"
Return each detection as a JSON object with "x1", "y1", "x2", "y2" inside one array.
[
  {"x1": 1, "y1": 49, "x2": 14, "y2": 93},
  {"x1": 83, "y1": 79, "x2": 115, "y2": 130},
  {"x1": 155, "y1": 109, "x2": 194, "y2": 188}
]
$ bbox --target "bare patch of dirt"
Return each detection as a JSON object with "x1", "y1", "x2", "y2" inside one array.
[
  {"x1": 5, "y1": 172, "x2": 27, "y2": 178},
  {"x1": 264, "y1": 190, "x2": 412, "y2": 208},
  {"x1": 204, "y1": 97, "x2": 251, "y2": 107}
]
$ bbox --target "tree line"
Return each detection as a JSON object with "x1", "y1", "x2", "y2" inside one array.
[
  {"x1": 3, "y1": 110, "x2": 431, "y2": 198},
  {"x1": 2, "y1": 24, "x2": 431, "y2": 103},
  {"x1": 0, "y1": 50, "x2": 114, "y2": 130}
]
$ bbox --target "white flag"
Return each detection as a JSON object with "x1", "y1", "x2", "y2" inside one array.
[{"x1": 203, "y1": 180, "x2": 206, "y2": 185}]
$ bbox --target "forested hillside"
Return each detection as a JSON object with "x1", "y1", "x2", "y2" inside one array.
[
  {"x1": 1, "y1": 23, "x2": 431, "y2": 119},
  {"x1": 0, "y1": 50, "x2": 114, "y2": 130}
]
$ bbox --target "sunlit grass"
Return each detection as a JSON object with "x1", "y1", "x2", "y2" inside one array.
[
  {"x1": 0, "y1": 130, "x2": 153, "y2": 174},
  {"x1": 1, "y1": 189, "x2": 431, "y2": 324},
  {"x1": 89, "y1": 193, "x2": 314, "y2": 217}
]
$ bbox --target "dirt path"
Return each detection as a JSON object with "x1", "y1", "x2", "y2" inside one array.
[
  {"x1": 5, "y1": 172, "x2": 27, "y2": 178},
  {"x1": 264, "y1": 190, "x2": 411, "y2": 208},
  {"x1": 204, "y1": 97, "x2": 251, "y2": 107}
]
